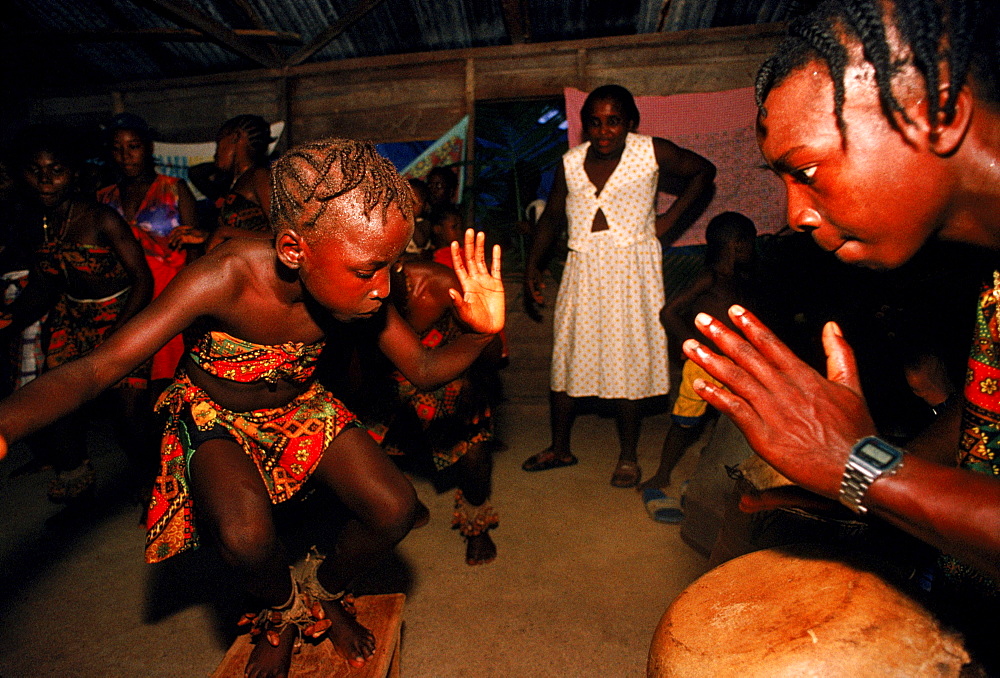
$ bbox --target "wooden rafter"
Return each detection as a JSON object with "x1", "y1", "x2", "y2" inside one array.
[
  {"x1": 228, "y1": 0, "x2": 284, "y2": 65},
  {"x1": 137, "y1": 0, "x2": 281, "y2": 68},
  {"x1": 94, "y1": 0, "x2": 185, "y2": 78},
  {"x1": 285, "y1": 0, "x2": 388, "y2": 67},
  {"x1": 499, "y1": 0, "x2": 530, "y2": 44},
  {"x1": 19, "y1": 28, "x2": 302, "y2": 44}
]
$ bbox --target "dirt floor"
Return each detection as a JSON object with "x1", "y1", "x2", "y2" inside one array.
[
  {"x1": 0, "y1": 275, "x2": 713, "y2": 677},
  {"x1": 0, "y1": 397, "x2": 709, "y2": 678}
]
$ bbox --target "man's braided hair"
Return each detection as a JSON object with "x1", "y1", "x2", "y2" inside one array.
[
  {"x1": 755, "y1": 0, "x2": 1000, "y2": 138},
  {"x1": 270, "y1": 138, "x2": 413, "y2": 238}
]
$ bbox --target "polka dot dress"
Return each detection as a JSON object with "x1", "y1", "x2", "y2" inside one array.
[{"x1": 551, "y1": 133, "x2": 670, "y2": 400}]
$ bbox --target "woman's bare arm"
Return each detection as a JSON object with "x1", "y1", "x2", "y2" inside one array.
[
  {"x1": 0, "y1": 253, "x2": 240, "y2": 457},
  {"x1": 524, "y1": 164, "x2": 567, "y2": 307},
  {"x1": 652, "y1": 138, "x2": 716, "y2": 246},
  {"x1": 98, "y1": 206, "x2": 153, "y2": 332}
]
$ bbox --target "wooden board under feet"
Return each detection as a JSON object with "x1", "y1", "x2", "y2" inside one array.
[{"x1": 212, "y1": 593, "x2": 404, "y2": 678}]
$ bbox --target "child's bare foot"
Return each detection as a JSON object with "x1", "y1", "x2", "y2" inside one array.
[
  {"x1": 319, "y1": 597, "x2": 376, "y2": 668},
  {"x1": 465, "y1": 531, "x2": 497, "y2": 566},
  {"x1": 246, "y1": 623, "x2": 296, "y2": 678}
]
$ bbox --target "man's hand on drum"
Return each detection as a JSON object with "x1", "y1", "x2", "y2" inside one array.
[{"x1": 683, "y1": 305, "x2": 877, "y2": 501}]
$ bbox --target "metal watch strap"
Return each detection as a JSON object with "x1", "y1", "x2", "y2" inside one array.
[
  {"x1": 839, "y1": 437, "x2": 904, "y2": 515},
  {"x1": 839, "y1": 462, "x2": 880, "y2": 515}
]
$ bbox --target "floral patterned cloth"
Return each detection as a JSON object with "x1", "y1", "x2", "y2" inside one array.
[
  {"x1": 941, "y1": 274, "x2": 1000, "y2": 589},
  {"x1": 99, "y1": 174, "x2": 187, "y2": 380}
]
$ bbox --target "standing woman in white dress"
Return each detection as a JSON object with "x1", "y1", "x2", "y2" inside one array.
[{"x1": 522, "y1": 85, "x2": 715, "y2": 487}]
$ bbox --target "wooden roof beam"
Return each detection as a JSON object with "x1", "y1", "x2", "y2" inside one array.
[
  {"x1": 228, "y1": 0, "x2": 284, "y2": 66},
  {"x1": 499, "y1": 0, "x2": 530, "y2": 44},
  {"x1": 19, "y1": 28, "x2": 302, "y2": 44},
  {"x1": 137, "y1": 0, "x2": 281, "y2": 68},
  {"x1": 285, "y1": 0, "x2": 387, "y2": 67}
]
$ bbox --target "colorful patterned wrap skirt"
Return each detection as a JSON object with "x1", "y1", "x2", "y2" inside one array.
[
  {"x1": 365, "y1": 325, "x2": 493, "y2": 471},
  {"x1": 45, "y1": 290, "x2": 150, "y2": 388},
  {"x1": 145, "y1": 373, "x2": 360, "y2": 563}
]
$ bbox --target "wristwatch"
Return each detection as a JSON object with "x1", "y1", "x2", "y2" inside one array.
[{"x1": 839, "y1": 436, "x2": 904, "y2": 514}]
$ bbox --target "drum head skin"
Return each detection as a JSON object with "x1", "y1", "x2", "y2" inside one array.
[{"x1": 648, "y1": 545, "x2": 970, "y2": 677}]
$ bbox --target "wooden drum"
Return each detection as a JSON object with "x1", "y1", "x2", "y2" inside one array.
[{"x1": 648, "y1": 545, "x2": 970, "y2": 677}]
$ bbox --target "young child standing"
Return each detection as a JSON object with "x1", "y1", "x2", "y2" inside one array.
[
  {"x1": 0, "y1": 138, "x2": 505, "y2": 677},
  {"x1": 638, "y1": 212, "x2": 757, "y2": 521},
  {"x1": 359, "y1": 257, "x2": 503, "y2": 566}
]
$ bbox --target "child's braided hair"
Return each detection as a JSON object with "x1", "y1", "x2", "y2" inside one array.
[
  {"x1": 270, "y1": 138, "x2": 413, "y2": 238},
  {"x1": 755, "y1": 0, "x2": 1000, "y2": 139}
]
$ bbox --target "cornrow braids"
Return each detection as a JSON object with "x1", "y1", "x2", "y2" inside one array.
[
  {"x1": 219, "y1": 115, "x2": 272, "y2": 165},
  {"x1": 270, "y1": 138, "x2": 414, "y2": 239},
  {"x1": 755, "y1": 0, "x2": 1000, "y2": 140}
]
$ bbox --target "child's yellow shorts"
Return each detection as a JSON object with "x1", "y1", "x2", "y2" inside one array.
[{"x1": 671, "y1": 358, "x2": 723, "y2": 427}]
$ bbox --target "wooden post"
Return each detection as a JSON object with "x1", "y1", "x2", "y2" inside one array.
[
  {"x1": 576, "y1": 48, "x2": 588, "y2": 91},
  {"x1": 464, "y1": 58, "x2": 476, "y2": 226},
  {"x1": 111, "y1": 90, "x2": 125, "y2": 114},
  {"x1": 280, "y1": 70, "x2": 293, "y2": 151}
]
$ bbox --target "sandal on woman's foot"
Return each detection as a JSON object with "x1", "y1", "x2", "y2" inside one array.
[
  {"x1": 521, "y1": 448, "x2": 578, "y2": 472},
  {"x1": 611, "y1": 460, "x2": 641, "y2": 488},
  {"x1": 641, "y1": 488, "x2": 684, "y2": 523}
]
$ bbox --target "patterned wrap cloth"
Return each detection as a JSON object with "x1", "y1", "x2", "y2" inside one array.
[
  {"x1": 365, "y1": 315, "x2": 492, "y2": 471},
  {"x1": 37, "y1": 241, "x2": 149, "y2": 387},
  {"x1": 942, "y1": 274, "x2": 1000, "y2": 590},
  {"x1": 217, "y1": 191, "x2": 271, "y2": 234},
  {"x1": 145, "y1": 331, "x2": 360, "y2": 563}
]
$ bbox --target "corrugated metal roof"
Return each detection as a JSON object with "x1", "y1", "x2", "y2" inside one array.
[{"x1": 1, "y1": 0, "x2": 817, "y2": 92}]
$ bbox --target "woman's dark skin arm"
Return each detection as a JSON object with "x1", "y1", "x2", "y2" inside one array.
[
  {"x1": 168, "y1": 180, "x2": 208, "y2": 248},
  {"x1": 684, "y1": 305, "x2": 1000, "y2": 581},
  {"x1": 524, "y1": 163, "x2": 567, "y2": 308},
  {"x1": 97, "y1": 206, "x2": 154, "y2": 333},
  {"x1": 247, "y1": 166, "x2": 272, "y2": 217},
  {"x1": 652, "y1": 138, "x2": 716, "y2": 246},
  {"x1": 0, "y1": 253, "x2": 238, "y2": 457}
]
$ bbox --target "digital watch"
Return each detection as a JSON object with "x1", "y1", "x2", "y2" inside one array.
[{"x1": 839, "y1": 436, "x2": 905, "y2": 515}]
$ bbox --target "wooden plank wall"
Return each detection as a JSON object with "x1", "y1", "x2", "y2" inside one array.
[{"x1": 23, "y1": 23, "x2": 783, "y2": 146}]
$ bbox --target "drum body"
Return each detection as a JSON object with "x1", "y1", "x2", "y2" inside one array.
[{"x1": 648, "y1": 545, "x2": 969, "y2": 677}]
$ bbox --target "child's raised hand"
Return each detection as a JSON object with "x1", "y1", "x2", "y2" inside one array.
[{"x1": 449, "y1": 229, "x2": 505, "y2": 335}]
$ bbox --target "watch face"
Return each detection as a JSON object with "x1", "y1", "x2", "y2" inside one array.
[{"x1": 857, "y1": 440, "x2": 900, "y2": 469}]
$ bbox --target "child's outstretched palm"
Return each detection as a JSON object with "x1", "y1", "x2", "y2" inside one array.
[{"x1": 449, "y1": 229, "x2": 505, "y2": 335}]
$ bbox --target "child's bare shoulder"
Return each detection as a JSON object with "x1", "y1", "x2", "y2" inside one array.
[{"x1": 183, "y1": 239, "x2": 275, "y2": 295}]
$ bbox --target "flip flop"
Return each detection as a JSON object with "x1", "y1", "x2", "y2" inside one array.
[
  {"x1": 610, "y1": 460, "x2": 642, "y2": 488},
  {"x1": 522, "y1": 449, "x2": 579, "y2": 472},
  {"x1": 642, "y1": 488, "x2": 684, "y2": 524}
]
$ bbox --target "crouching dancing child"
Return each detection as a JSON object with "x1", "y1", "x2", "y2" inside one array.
[{"x1": 0, "y1": 138, "x2": 505, "y2": 678}]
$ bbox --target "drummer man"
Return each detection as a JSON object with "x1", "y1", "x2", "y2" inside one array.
[{"x1": 683, "y1": 0, "x2": 1000, "y2": 669}]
